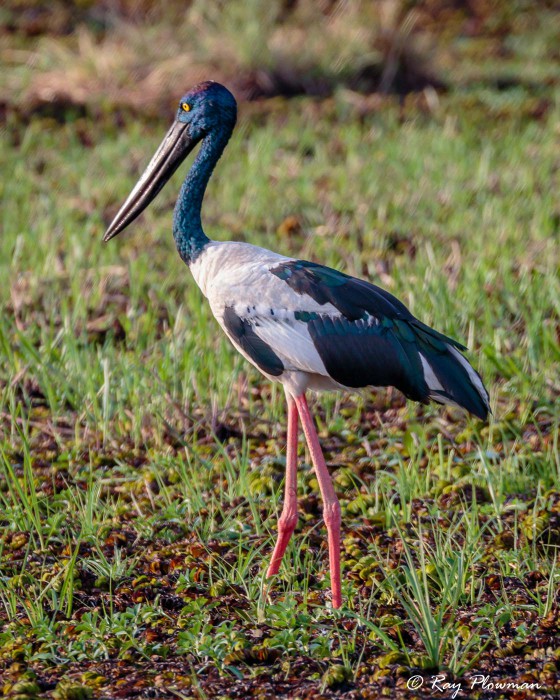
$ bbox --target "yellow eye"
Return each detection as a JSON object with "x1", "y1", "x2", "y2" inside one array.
[{"x1": 181, "y1": 102, "x2": 190, "y2": 112}]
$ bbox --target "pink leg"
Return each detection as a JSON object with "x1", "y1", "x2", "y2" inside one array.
[
  {"x1": 294, "y1": 393, "x2": 342, "y2": 609},
  {"x1": 266, "y1": 396, "x2": 299, "y2": 577}
]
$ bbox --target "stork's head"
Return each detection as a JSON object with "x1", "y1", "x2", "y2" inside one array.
[
  {"x1": 175, "y1": 81, "x2": 237, "y2": 140},
  {"x1": 104, "y1": 81, "x2": 237, "y2": 242}
]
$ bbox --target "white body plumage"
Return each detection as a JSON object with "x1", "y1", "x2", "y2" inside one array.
[{"x1": 191, "y1": 241, "x2": 344, "y2": 396}]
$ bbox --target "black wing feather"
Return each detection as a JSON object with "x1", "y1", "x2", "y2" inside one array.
[
  {"x1": 223, "y1": 306, "x2": 284, "y2": 376},
  {"x1": 271, "y1": 260, "x2": 489, "y2": 419}
]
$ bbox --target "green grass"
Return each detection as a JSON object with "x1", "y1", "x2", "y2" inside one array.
[{"x1": 1, "y1": 48, "x2": 560, "y2": 700}]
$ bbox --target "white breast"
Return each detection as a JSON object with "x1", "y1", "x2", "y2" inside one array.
[
  {"x1": 190, "y1": 241, "x2": 340, "y2": 317},
  {"x1": 189, "y1": 241, "x2": 288, "y2": 299},
  {"x1": 188, "y1": 240, "x2": 343, "y2": 393}
]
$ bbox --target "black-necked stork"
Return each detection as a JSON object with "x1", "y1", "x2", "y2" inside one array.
[{"x1": 104, "y1": 81, "x2": 490, "y2": 609}]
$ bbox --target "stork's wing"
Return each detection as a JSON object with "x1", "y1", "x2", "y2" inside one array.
[{"x1": 264, "y1": 260, "x2": 489, "y2": 419}]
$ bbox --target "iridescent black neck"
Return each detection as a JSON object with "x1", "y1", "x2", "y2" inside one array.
[{"x1": 173, "y1": 124, "x2": 233, "y2": 265}]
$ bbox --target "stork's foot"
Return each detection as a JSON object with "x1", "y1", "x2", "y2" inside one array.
[
  {"x1": 266, "y1": 510, "x2": 298, "y2": 577},
  {"x1": 324, "y1": 500, "x2": 342, "y2": 609},
  {"x1": 294, "y1": 393, "x2": 343, "y2": 610},
  {"x1": 267, "y1": 391, "x2": 343, "y2": 609},
  {"x1": 267, "y1": 394, "x2": 299, "y2": 578}
]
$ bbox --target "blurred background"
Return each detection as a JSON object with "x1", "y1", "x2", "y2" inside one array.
[{"x1": 2, "y1": 0, "x2": 559, "y2": 120}]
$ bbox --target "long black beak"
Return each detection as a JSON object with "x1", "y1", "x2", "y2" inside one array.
[{"x1": 104, "y1": 120, "x2": 197, "y2": 242}]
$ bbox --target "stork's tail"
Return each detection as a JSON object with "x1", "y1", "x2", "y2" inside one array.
[{"x1": 411, "y1": 321, "x2": 490, "y2": 420}]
